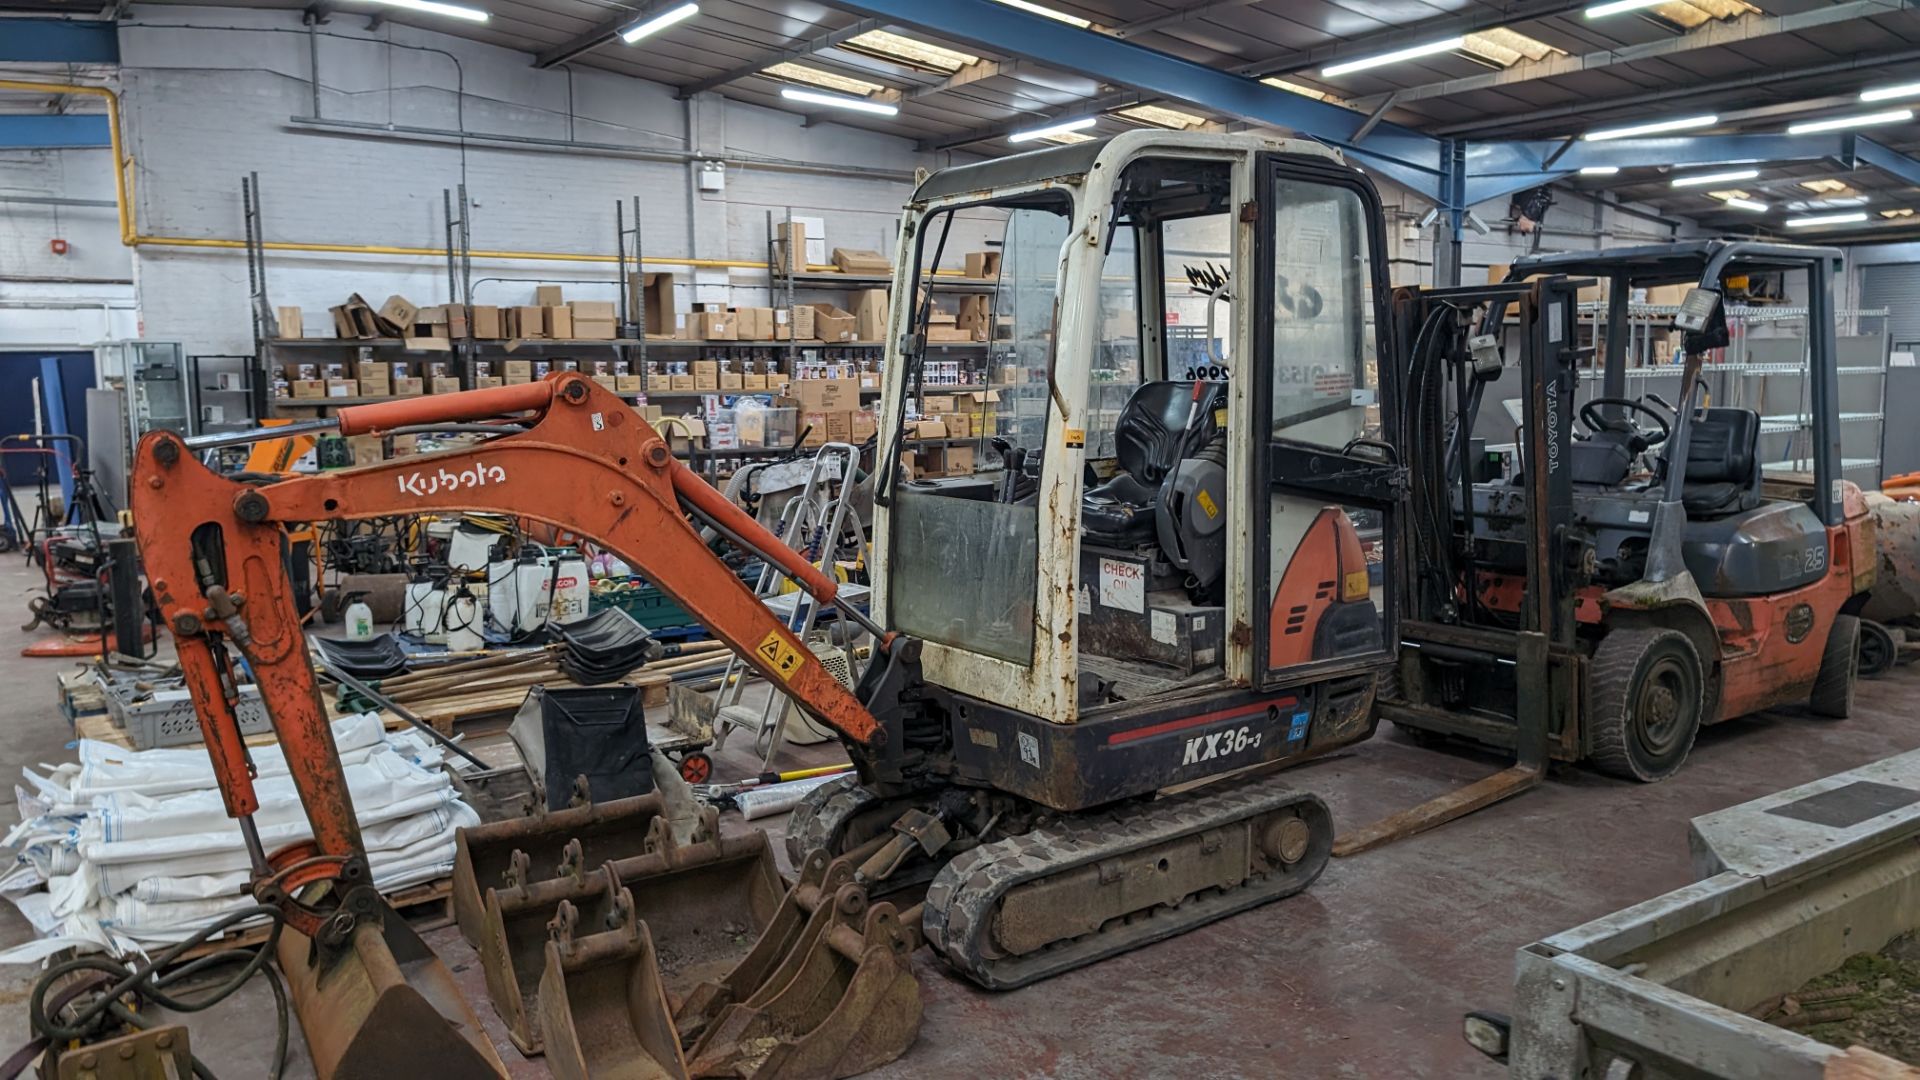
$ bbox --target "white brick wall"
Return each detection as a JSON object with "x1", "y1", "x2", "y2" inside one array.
[{"x1": 0, "y1": 148, "x2": 130, "y2": 282}]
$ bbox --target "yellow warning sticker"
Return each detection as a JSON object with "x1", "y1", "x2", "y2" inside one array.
[
  {"x1": 1195, "y1": 488, "x2": 1220, "y2": 519},
  {"x1": 754, "y1": 630, "x2": 806, "y2": 682},
  {"x1": 1213, "y1": 408, "x2": 1228, "y2": 428},
  {"x1": 1343, "y1": 569, "x2": 1371, "y2": 601},
  {"x1": 1064, "y1": 428, "x2": 1086, "y2": 448}
]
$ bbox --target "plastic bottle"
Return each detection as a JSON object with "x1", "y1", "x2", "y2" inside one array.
[
  {"x1": 424, "y1": 572, "x2": 450, "y2": 645},
  {"x1": 444, "y1": 583, "x2": 485, "y2": 653},
  {"x1": 343, "y1": 592, "x2": 375, "y2": 642},
  {"x1": 404, "y1": 564, "x2": 436, "y2": 639}
]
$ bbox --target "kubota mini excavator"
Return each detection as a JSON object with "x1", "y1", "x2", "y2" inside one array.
[{"x1": 131, "y1": 131, "x2": 1411, "y2": 1075}]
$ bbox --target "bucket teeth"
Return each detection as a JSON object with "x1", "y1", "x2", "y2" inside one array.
[{"x1": 537, "y1": 888, "x2": 691, "y2": 1080}]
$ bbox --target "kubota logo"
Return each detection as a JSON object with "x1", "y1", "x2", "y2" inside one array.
[{"x1": 396, "y1": 463, "x2": 506, "y2": 497}]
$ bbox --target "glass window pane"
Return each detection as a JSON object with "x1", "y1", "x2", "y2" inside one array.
[
  {"x1": 1164, "y1": 214, "x2": 1234, "y2": 381},
  {"x1": 1270, "y1": 181, "x2": 1378, "y2": 450}
]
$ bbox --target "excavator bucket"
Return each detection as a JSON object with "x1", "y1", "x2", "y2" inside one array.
[
  {"x1": 684, "y1": 882, "x2": 921, "y2": 1080},
  {"x1": 478, "y1": 812, "x2": 783, "y2": 1056},
  {"x1": 278, "y1": 901, "x2": 508, "y2": 1080},
  {"x1": 537, "y1": 885, "x2": 690, "y2": 1080},
  {"x1": 452, "y1": 787, "x2": 676, "y2": 946}
]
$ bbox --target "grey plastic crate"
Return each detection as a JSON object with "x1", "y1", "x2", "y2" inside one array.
[{"x1": 101, "y1": 677, "x2": 273, "y2": 750}]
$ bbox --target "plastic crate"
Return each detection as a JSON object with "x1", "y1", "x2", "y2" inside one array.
[{"x1": 102, "y1": 677, "x2": 273, "y2": 750}]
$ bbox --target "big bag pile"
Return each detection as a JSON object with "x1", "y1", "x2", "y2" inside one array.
[{"x1": 0, "y1": 711, "x2": 476, "y2": 957}]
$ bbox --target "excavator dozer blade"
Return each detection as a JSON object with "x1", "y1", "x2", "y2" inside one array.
[
  {"x1": 685, "y1": 883, "x2": 921, "y2": 1080},
  {"x1": 537, "y1": 891, "x2": 691, "y2": 1080},
  {"x1": 278, "y1": 903, "x2": 507, "y2": 1080},
  {"x1": 453, "y1": 790, "x2": 675, "y2": 946},
  {"x1": 480, "y1": 814, "x2": 783, "y2": 1056}
]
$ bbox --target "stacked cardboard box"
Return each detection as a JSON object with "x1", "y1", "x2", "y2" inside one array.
[
  {"x1": 775, "y1": 221, "x2": 807, "y2": 274},
  {"x1": 964, "y1": 251, "x2": 1001, "y2": 279},
  {"x1": 570, "y1": 300, "x2": 617, "y2": 340},
  {"x1": 630, "y1": 273, "x2": 676, "y2": 338},
  {"x1": 832, "y1": 248, "x2": 891, "y2": 275},
  {"x1": 853, "y1": 290, "x2": 888, "y2": 342},
  {"x1": 788, "y1": 376, "x2": 860, "y2": 448},
  {"x1": 808, "y1": 303, "x2": 856, "y2": 342},
  {"x1": 276, "y1": 307, "x2": 304, "y2": 339}
]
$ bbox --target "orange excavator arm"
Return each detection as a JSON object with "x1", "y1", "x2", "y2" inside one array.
[{"x1": 130, "y1": 374, "x2": 896, "y2": 944}]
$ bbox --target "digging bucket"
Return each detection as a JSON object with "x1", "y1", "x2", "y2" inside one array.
[
  {"x1": 451, "y1": 787, "x2": 675, "y2": 946},
  {"x1": 683, "y1": 882, "x2": 921, "y2": 1080},
  {"x1": 277, "y1": 900, "x2": 508, "y2": 1079},
  {"x1": 478, "y1": 810, "x2": 783, "y2": 1056},
  {"x1": 536, "y1": 882, "x2": 690, "y2": 1080}
]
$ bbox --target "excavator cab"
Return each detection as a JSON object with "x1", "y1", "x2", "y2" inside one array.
[{"x1": 871, "y1": 131, "x2": 1401, "y2": 816}]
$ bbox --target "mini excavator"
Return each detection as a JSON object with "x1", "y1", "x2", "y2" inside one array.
[{"x1": 133, "y1": 131, "x2": 1416, "y2": 1075}]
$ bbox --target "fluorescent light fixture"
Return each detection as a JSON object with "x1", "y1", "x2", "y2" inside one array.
[
  {"x1": 779, "y1": 88, "x2": 899, "y2": 116},
  {"x1": 1584, "y1": 0, "x2": 1665, "y2": 16},
  {"x1": 621, "y1": 2, "x2": 696, "y2": 42},
  {"x1": 990, "y1": 0, "x2": 1091, "y2": 27},
  {"x1": 1583, "y1": 114, "x2": 1716, "y2": 141},
  {"x1": 1863, "y1": 81, "x2": 1920, "y2": 103},
  {"x1": 367, "y1": 0, "x2": 488, "y2": 21},
  {"x1": 1787, "y1": 108, "x2": 1913, "y2": 134},
  {"x1": 1578, "y1": 165, "x2": 1620, "y2": 175},
  {"x1": 1722, "y1": 197, "x2": 1768, "y2": 212},
  {"x1": 1323, "y1": 37, "x2": 1466, "y2": 78},
  {"x1": 1786, "y1": 211, "x2": 1869, "y2": 228},
  {"x1": 1671, "y1": 168, "x2": 1758, "y2": 187},
  {"x1": 1009, "y1": 116, "x2": 1097, "y2": 144}
]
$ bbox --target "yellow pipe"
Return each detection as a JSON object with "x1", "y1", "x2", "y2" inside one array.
[
  {"x1": 0, "y1": 78, "x2": 132, "y2": 245},
  {"x1": 9, "y1": 79, "x2": 955, "y2": 276}
]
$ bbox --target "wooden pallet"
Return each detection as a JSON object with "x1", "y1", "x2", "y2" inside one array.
[{"x1": 161, "y1": 877, "x2": 454, "y2": 968}]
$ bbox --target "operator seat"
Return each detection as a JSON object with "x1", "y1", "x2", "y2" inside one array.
[
  {"x1": 1681, "y1": 407, "x2": 1762, "y2": 518},
  {"x1": 1081, "y1": 381, "x2": 1225, "y2": 546}
]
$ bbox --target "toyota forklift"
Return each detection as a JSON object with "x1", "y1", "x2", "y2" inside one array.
[{"x1": 1377, "y1": 242, "x2": 1871, "y2": 803}]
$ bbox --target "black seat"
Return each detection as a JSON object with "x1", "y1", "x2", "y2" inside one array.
[
  {"x1": 1681, "y1": 407, "x2": 1762, "y2": 518},
  {"x1": 1082, "y1": 381, "x2": 1224, "y2": 546}
]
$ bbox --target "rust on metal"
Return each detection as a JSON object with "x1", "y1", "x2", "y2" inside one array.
[{"x1": 535, "y1": 882, "x2": 691, "y2": 1080}]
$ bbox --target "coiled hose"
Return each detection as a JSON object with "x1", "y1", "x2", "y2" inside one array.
[{"x1": 2, "y1": 905, "x2": 290, "y2": 1080}]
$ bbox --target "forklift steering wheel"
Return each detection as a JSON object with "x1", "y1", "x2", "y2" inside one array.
[{"x1": 1578, "y1": 397, "x2": 1669, "y2": 447}]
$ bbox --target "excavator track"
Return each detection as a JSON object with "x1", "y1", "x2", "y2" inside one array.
[{"x1": 922, "y1": 777, "x2": 1332, "y2": 990}]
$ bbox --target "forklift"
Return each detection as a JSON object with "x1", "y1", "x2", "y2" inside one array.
[{"x1": 1378, "y1": 242, "x2": 1871, "y2": 789}]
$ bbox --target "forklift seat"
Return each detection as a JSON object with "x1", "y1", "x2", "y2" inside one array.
[
  {"x1": 1681, "y1": 407, "x2": 1762, "y2": 518},
  {"x1": 1082, "y1": 381, "x2": 1225, "y2": 546}
]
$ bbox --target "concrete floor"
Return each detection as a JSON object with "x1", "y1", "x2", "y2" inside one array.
[{"x1": 0, "y1": 547, "x2": 1915, "y2": 1078}]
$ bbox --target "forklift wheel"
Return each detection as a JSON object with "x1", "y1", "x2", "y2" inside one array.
[
  {"x1": 1587, "y1": 626, "x2": 1703, "y2": 783},
  {"x1": 1809, "y1": 615, "x2": 1860, "y2": 719},
  {"x1": 1858, "y1": 618, "x2": 1896, "y2": 680}
]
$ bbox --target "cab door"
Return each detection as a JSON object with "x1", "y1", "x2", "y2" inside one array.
[{"x1": 1248, "y1": 154, "x2": 1402, "y2": 690}]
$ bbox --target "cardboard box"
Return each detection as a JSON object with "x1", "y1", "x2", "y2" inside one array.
[
  {"x1": 689, "y1": 311, "x2": 737, "y2": 341},
  {"x1": 615, "y1": 375, "x2": 643, "y2": 393},
  {"x1": 832, "y1": 248, "x2": 891, "y2": 275},
  {"x1": 404, "y1": 336, "x2": 453, "y2": 352},
  {"x1": 376, "y1": 295, "x2": 419, "y2": 335},
  {"x1": 692, "y1": 360, "x2": 719, "y2": 391},
  {"x1": 503, "y1": 360, "x2": 533, "y2": 381},
  {"x1": 331, "y1": 294, "x2": 382, "y2": 339},
  {"x1": 669, "y1": 373, "x2": 696, "y2": 391},
  {"x1": 326, "y1": 378, "x2": 359, "y2": 399},
  {"x1": 546, "y1": 306, "x2": 574, "y2": 339},
  {"x1": 535, "y1": 285, "x2": 564, "y2": 306},
  {"x1": 943, "y1": 413, "x2": 973, "y2": 439},
  {"x1": 474, "y1": 376, "x2": 503, "y2": 389},
  {"x1": 927, "y1": 326, "x2": 973, "y2": 343},
  {"x1": 964, "y1": 251, "x2": 1001, "y2": 279},
  {"x1": 825, "y1": 411, "x2": 853, "y2": 444},
  {"x1": 276, "y1": 307, "x2": 304, "y2": 339},
  {"x1": 742, "y1": 372, "x2": 768, "y2": 391},
  {"x1": 911, "y1": 418, "x2": 946, "y2": 439},
  {"x1": 416, "y1": 304, "x2": 449, "y2": 327},
  {"x1": 1645, "y1": 284, "x2": 1691, "y2": 307},
  {"x1": 921, "y1": 394, "x2": 957, "y2": 415},
  {"x1": 570, "y1": 300, "x2": 616, "y2": 321},
  {"x1": 852, "y1": 289, "x2": 888, "y2": 342},
  {"x1": 800, "y1": 411, "x2": 832, "y2": 448},
  {"x1": 392, "y1": 377, "x2": 425, "y2": 396},
  {"x1": 792, "y1": 377, "x2": 858, "y2": 411},
  {"x1": 471, "y1": 305, "x2": 503, "y2": 338},
  {"x1": 285, "y1": 362, "x2": 319, "y2": 381},
  {"x1": 357, "y1": 371, "x2": 391, "y2": 397},
  {"x1": 737, "y1": 307, "x2": 774, "y2": 341},
  {"x1": 807, "y1": 303, "x2": 856, "y2": 342},
  {"x1": 720, "y1": 372, "x2": 744, "y2": 391},
  {"x1": 851, "y1": 409, "x2": 876, "y2": 442},
  {"x1": 647, "y1": 374, "x2": 671, "y2": 393},
  {"x1": 776, "y1": 221, "x2": 807, "y2": 274},
  {"x1": 591, "y1": 375, "x2": 617, "y2": 392},
  {"x1": 629, "y1": 273, "x2": 675, "y2": 337},
  {"x1": 958, "y1": 294, "x2": 991, "y2": 339},
  {"x1": 290, "y1": 379, "x2": 327, "y2": 399},
  {"x1": 924, "y1": 445, "x2": 975, "y2": 476},
  {"x1": 430, "y1": 376, "x2": 461, "y2": 395},
  {"x1": 512, "y1": 306, "x2": 546, "y2": 339}
]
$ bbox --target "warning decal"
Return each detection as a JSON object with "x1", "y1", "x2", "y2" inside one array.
[{"x1": 754, "y1": 630, "x2": 806, "y2": 682}]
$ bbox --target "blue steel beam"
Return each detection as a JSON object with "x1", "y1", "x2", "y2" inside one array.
[
  {"x1": 1852, "y1": 136, "x2": 1920, "y2": 189},
  {"x1": 1459, "y1": 133, "x2": 1854, "y2": 207},
  {"x1": 0, "y1": 19, "x2": 119, "y2": 64},
  {"x1": 821, "y1": 0, "x2": 1446, "y2": 197},
  {"x1": 0, "y1": 115, "x2": 112, "y2": 149}
]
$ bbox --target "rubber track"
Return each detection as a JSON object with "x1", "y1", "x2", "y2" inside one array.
[
  {"x1": 783, "y1": 775, "x2": 870, "y2": 866},
  {"x1": 922, "y1": 778, "x2": 1331, "y2": 990}
]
